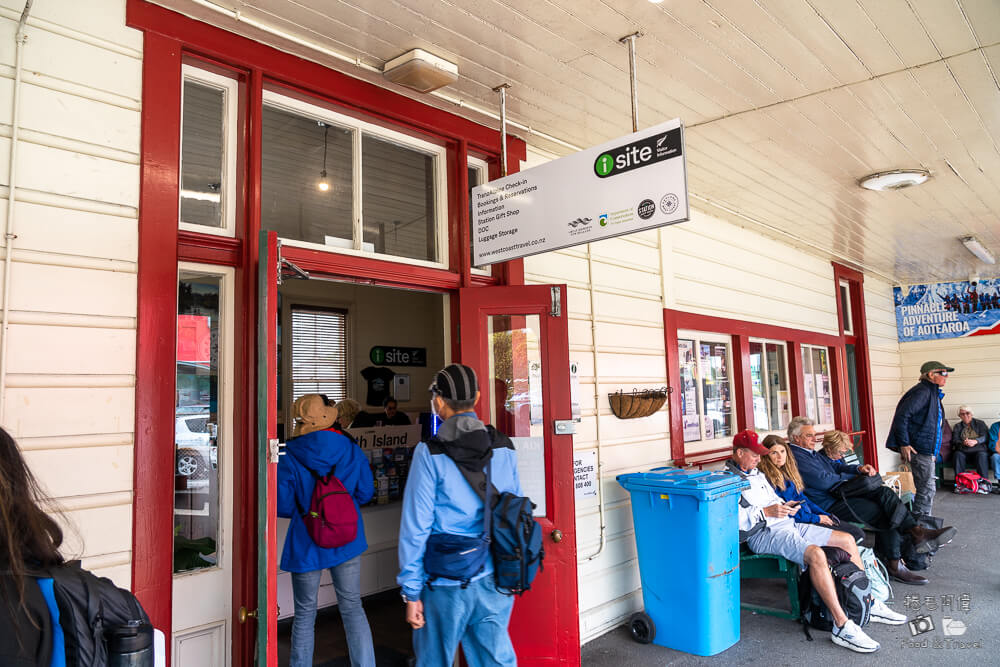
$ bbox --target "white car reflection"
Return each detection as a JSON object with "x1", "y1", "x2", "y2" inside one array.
[{"x1": 175, "y1": 411, "x2": 217, "y2": 484}]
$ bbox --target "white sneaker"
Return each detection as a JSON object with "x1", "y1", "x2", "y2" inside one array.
[
  {"x1": 831, "y1": 619, "x2": 880, "y2": 653},
  {"x1": 870, "y1": 599, "x2": 907, "y2": 625}
]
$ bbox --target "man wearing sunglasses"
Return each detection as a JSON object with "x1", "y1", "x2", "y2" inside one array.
[{"x1": 887, "y1": 361, "x2": 953, "y2": 516}]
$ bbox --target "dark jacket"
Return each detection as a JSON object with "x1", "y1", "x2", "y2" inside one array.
[
  {"x1": 0, "y1": 573, "x2": 52, "y2": 667},
  {"x1": 773, "y1": 479, "x2": 830, "y2": 524},
  {"x1": 950, "y1": 417, "x2": 989, "y2": 454},
  {"x1": 789, "y1": 443, "x2": 861, "y2": 511},
  {"x1": 886, "y1": 379, "x2": 944, "y2": 456}
]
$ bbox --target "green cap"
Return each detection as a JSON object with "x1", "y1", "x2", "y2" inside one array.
[{"x1": 920, "y1": 361, "x2": 954, "y2": 374}]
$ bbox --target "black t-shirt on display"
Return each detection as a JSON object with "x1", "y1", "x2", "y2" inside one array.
[{"x1": 361, "y1": 366, "x2": 395, "y2": 406}]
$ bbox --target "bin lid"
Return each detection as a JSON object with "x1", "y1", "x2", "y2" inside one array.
[{"x1": 617, "y1": 467, "x2": 748, "y2": 498}]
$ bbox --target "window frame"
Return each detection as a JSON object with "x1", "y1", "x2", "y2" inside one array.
[
  {"x1": 467, "y1": 155, "x2": 493, "y2": 277},
  {"x1": 677, "y1": 329, "x2": 737, "y2": 454},
  {"x1": 800, "y1": 343, "x2": 835, "y2": 432},
  {"x1": 261, "y1": 89, "x2": 449, "y2": 270},
  {"x1": 839, "y1": 280, "x2": 854, "y2": 335},
  {"x1": 748, "y1": 337, "x2": 791, "y2": 433},
  {"x1": 178, "y1": 65, "x2": 239, "y2": 238}
]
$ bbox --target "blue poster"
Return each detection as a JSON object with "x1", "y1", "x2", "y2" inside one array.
[{"x1": 894, "y1": 279, "x2": 1000, "y2": 342}]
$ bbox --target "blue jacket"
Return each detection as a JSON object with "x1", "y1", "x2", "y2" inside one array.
[
  {"x1": 773, "y1": 479, "x2": 829, "y2": 524},
  {"x1": 990, "y1": 421, "x2": 1000, "y2": 455},
  {"x1": 789, "y1": 443, "x2": 861, "y2": 510},
  {"x1": 277, "y1": 429, "x2": 373, "y2": 573},
  {"x1": 886, "y1": 379, "x2": 945, "y2": 456},
  {"x1": 397, "y1": 413, "x2": 522, "y2": 599}
]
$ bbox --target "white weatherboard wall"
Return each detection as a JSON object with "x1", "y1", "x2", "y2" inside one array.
[
  {"x1": 865, "y1": 277, "x2": 904, "y2": 471},
  {"x1": 0, "y1": 0, "x2": 141, "y2": 587}
]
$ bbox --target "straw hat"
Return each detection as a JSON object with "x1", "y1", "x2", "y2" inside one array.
[{"x1": 292, "y1": 394, "x2": 338, "y2": 437}]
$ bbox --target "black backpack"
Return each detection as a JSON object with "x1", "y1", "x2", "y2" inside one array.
[
  {"x1": 38, "y1": 561, "x2": 151, "y2": 666},
  {"x1": 799, "y1": 547, "x2": 873, "y2": 638},
  {"x1": 900, "y1": 514, "x2": 943, "y2": 571}
]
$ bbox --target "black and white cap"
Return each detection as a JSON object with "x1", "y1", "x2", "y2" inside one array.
[{"x1": 431, "y1": 363, "x2": 478, "y2": 401}]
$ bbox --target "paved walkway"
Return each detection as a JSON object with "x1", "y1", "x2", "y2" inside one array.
[{"x1": 582, "y1": 490, "x2": 998, "y2": 666}]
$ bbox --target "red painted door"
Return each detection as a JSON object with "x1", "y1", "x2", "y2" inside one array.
[
  {"x1": 257, "y1": 231, "x2": 279, "y2": 665},
  {"x1": 459, "y1": 285, "x2": 580, "y2": 665}
]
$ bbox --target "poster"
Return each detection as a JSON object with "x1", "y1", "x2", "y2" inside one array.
[
  {"x1": 894, "y1": 278, "x2": 1000, "y2": 342},
  {"x1": 573, "y1": 450, "x2": 597, "y2": 498},
  {"x1": 511, "y1": 436, "x2": 546, "y2": 516},
  {"x1": 683, "y1": 415, "x2": 701, "y2": 442},
  {"x1": 528, "y1": 360, "x2": 543, "y2": 424},
  {"x1": 570, "y1": 360, "x2": 581, "y2": 420}
]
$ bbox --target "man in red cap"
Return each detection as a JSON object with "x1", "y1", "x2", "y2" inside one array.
[{"x1": 726, "y1": 429, "x2": 905, "y2": 652}]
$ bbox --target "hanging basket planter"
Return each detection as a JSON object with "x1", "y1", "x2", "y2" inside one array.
[{"x1": 608, "y1": 387, "x2": 670, "y2": 419}]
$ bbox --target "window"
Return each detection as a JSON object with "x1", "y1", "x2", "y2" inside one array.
[
  {"x1": 179, "y1": 66, "x2": 238, "y2": 236},
  {"x1": 468, "y1": 157, "x2": 493, "y2": 276},
  {"x1": 678, "y1": 332, "x2": 735, "y2": 445},
  {"x1": 839, "y1": 280, "x2": 853, "y2": 335},
  {"x1": 801, "y1": 344, "x2": 834, "y2": 428},
  {"x1": 291, "y1": 307, "x2": 348, "y2": 404},
  {"x1": 261, "y1": 90, "x2": 447, "y2": 266},
  {"x1": 749, "y1": 340, "x2": 790, "y2": 431}
]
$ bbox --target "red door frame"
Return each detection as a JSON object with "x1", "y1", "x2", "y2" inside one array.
[{"x1": 128, "y1": 1, "x2": 528, "y2": 664}]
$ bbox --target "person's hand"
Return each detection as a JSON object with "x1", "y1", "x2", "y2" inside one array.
[
  {"x1": 785, "y1": 502, "x2": 800, "y2": 516},
  {"x1": 858, "y1": 464, "x2": 877, "y2": 476},
  {"x1": 900, "y1": 445, "x2": 913, "y2": 462},
  {"x1": 763, "y1": 503, "x2": 791, "y2": 518},
  {"x1": 406, "y1": 600, "x2": 425, "y2": 629},
  {"x1": 818, "y1": 514, "x2": 834, "y2": 526},
  {"x1": 965, "y1": 438, "x2": 977, "y2": 448}
]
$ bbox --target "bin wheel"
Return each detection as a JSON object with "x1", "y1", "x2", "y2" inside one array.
[{"x1": 628, "y1": 611, "x2": 655, "y2": 644}]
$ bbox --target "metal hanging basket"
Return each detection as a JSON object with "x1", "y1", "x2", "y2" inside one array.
[{"x1": 608, "y1": 387, "x2": 671, "y2": 419}]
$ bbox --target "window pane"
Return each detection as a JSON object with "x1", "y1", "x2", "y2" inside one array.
[
  {"x1": 175, "y1": 276, "x2": 222, "y2": 573},
  {"x1": 262, "y1": 106, "x2": 354, "y2": 246},
  {"x1": 678, "y1": 339, "x2": 700, "y2": 442},
  {"x1": 291, "y1": 308, "x2": 348, "y2": 403},
  {"x1": 362, "y1": 135, "x2": 437, "y2": 262},
  {"x1": 700, "y1": 341, "x2": 733, "y2": 440},
  {"x1": 765, "y1": 343, "x2": 790, "y2": 430},
  {"x1": 181, "y1": 81, "x2": 225, "y2": 227},
  {"x1": 749, "y1": 341, "x2": 767, "y2": 430},
  {"x1": 802, "y1": 347, "x2": 817, "y2": 422},
  {"x1": 813, "y1": 347, "x2": 834, "y2": 424},
  {"x1": 840, "y1": 284, "x2": 853, "y2": 334}
]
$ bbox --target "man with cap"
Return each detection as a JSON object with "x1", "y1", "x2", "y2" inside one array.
[
  {"x1": 397, "y1": 363, "x2": 522, "y2": 666},
  {"x1": 726, "y1": 430, "x2": 904, "y2": 652},
  {"x1": 887, "y1": 361, "x2": 953, "y2": 516}
]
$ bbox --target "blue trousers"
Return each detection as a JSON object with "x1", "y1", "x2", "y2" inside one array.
[
  {"x1": 414, "y1": 575, "x2": 516, "y2": 667},
  {"x1": 991, "y1": 452, "x2": 1000, "y2": 480},
  {"x1": 290, "y1": 556, "x2": 375, "y2": 667}
]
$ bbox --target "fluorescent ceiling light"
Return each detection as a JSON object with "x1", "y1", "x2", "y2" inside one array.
[
  {"x1": 383, "y1": 49, "x2": 458, "y2": 93},
  {"x1": 181, "y1": 189, "x2": 221, "y2": 202},
  {"x1": 960, "y1": 235, "x2": 996, "y2": 264},
  {"x1": 858, "y1": 169, "x2": 929, "y2": 191}
]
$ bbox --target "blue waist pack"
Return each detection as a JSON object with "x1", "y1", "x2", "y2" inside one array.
[{"x1": 423, "y1": 463, "x2": 494, "y2": 587}]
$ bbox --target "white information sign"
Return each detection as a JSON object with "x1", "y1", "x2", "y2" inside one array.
[
  {"x1": 574, "y1": 450, "x2": 598, "y2": 498},
  {"x1": 570, "y1": 360, "x2": 581, "y2": 421},
  {"x1": 472, "y1": 118, "x2": 688, "y2": 265},
  {"x1": 511, "y1": 436, "x2": 546, "y2": 517},
  {"x1": 346, "y1": 425, "x2": 422, "y2": 450}
]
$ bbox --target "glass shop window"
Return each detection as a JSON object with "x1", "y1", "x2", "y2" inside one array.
[
  {"x1": 678, "y1": 332, "x2": 735, "y2": 445},
  {"x1": 801, "y1": 344, "x2": 834, "y2": 429},
  {"x1": 291, "y1": 306, "x2": 348, "y2": 404},
  {"x1": 749, "y1": 340, "x2": 790, "y2": 431}
]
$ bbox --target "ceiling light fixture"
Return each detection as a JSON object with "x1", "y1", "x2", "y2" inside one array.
[
  {"x1": 383, "y1": 49, "x2": 458, "y2": 93},
  {"x1": 858, "y1": 169, "x2": 930, "y2": 191},
  {"x1": 960, "y1": 235, "x2": 996, "y2": 265},
  {"x1": 317, "y1": 122, "x2": 330, "y2": 192}
]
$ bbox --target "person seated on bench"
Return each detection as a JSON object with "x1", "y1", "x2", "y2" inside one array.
[
  {"x1": 758, "y1": 435, "x2": 865, "y2": 545},
  {"x1": 726, "y1": 429, "x2": 904, "y2": 653},
  {"x1": 950, "y1": 405, "x2": 990, "y2": 482},
  {"x1": 989, "y1": 415, "x2": 1000, "y2": 486},
  {"x1": 787, "y1": 417, "x2": 956, "y2": 586},
  {"x1": 819, "y1": 430, "x2": 853, "y2": 462}
]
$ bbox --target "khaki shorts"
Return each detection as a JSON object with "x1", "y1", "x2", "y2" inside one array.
[{"x1": 746, "y1": 522, "x2": 832, "y2": 569}]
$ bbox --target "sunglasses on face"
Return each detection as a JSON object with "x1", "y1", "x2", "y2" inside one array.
[{"x1": 934, "y1": 370, "x2": 949, "y2": 376}]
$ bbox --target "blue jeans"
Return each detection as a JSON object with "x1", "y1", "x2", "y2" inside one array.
[
  {"x1": 290, "y1": 556, "x2": 375, "y2": 667},
  {"x1": 991, "y1": 453, "x2": 1000, "y2": 480},
  {"x1": 414, "y1": 576, "x2": 516, "y2": 667}
]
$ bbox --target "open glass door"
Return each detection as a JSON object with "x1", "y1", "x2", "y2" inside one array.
[
  {"x1": 459, "y1": 284, "x2": 580, "y2": 665},
  {"x1": 257, "y1": 231, "x2": 279, "y2": 665}
]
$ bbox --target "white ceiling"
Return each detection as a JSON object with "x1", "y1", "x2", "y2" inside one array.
[{"x1": 156, "y1": 0, "x2": 1000, "y2": 285}]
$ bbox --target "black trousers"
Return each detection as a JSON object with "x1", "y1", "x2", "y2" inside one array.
[
  {"x1": 953, "y1": 445, "x2": 989, "y2": 478},
  {"x1": 828, "y1": 486, "x2": 916, "y2": 560}
]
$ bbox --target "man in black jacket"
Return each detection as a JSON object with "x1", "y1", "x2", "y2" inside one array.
[{"x1": 886, "y1": 361, "x2": 950, "y2": 516}]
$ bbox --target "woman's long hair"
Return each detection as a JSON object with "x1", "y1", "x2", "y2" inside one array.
[
  {"x1": 758, "y1": 441, "x2": 806, "y2": 493},
  {"x1": 0, "y1": 427, "x2": 64, "y2": 618},
  {"x1": 821, "y1": 429, "x2": 851, "y2": 460}
]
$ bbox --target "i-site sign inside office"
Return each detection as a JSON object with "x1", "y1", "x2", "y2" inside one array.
[{"x1": 472, "y1": 118, "x2": 689, "y2": 266}]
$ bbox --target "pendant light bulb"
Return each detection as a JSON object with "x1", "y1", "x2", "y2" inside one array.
[
  {"x1": 317, "y1": 122, "x2": 331, "y2": 192},
  {"x1": 318, "y1": 169, "x2": 330, "y2": 192}
]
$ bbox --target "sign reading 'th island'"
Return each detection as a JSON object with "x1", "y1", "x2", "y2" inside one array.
[{"x1": 472, "y1": 119, "x2": 689, "y2": 266}]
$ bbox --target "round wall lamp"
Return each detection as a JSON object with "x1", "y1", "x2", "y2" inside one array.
[{"x1": 858, "y1": 169, "x2": 930, "y2": 191}]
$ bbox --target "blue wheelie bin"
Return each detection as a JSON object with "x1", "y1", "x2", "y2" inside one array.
[{"x1": 616, "y1": 467, "x2": 749, "y2": 656}]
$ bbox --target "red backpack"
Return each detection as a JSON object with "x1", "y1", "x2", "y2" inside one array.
[
  {"x1": 954, "y1": 471, "x2": 990, "y2": 495},
  {"x1": 291, "y1": 452, "x2": 359, "y2": 548}
]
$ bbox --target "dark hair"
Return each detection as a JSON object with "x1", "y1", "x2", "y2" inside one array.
[
  {"x1": 383, "y1": 396, "x2": 397, "y2": 408},
  {"x1": 439, "y1": 396, "x2": 477, "y2": 413},
  {"x1": 0, "y1": 427, "x2": 64, "y2": 624}
]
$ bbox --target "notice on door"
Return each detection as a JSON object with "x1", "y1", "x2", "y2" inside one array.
[
  {"x1": 574, "y1": 450, "x2": 597, "y2": 499},
  {"x1": 472, "y1": 118, "x2": 688, "y2": 266}
]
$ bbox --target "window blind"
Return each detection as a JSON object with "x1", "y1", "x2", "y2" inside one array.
[{"x1": 291, "y1": 307, "x2": 348, "y2": 404}]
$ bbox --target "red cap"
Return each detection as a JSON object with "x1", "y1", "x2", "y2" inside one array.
[{"x1": 733, "y1": 429, "x2": 769, "y2": 455}]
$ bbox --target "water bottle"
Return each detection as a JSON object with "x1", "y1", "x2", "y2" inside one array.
[{"x1": 107, "y1": 620, "x2": 153, "y2": 667}]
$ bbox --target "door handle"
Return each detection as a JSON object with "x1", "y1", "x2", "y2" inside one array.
[
  {"x1": 238, "y1": 606, "x2": 258, "y2": 624},
  {"x1": 550, "y1": 529, "x2": 563, "y2": 543}
]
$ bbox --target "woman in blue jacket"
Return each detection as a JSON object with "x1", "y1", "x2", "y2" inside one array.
[
  {"x1": 758, "y1": 436, "x2": 865, "y2": 545},
  {"x1": 278, "y1": 395, "x2": 375, "y2": 667}
]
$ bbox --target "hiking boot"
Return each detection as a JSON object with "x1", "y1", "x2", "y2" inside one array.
[
  {"x1": 887, "y1": 559, "x2": 928, "y2": 585},
  {"x1": 870, "y1": 599, "x2": 907, "y2": 625},
  {"x1": 910, "y1": 525, "x2": 957, "y2": 554},
  {"x1": 831, "y1": 619, "x2": 880, "y2": 653}
]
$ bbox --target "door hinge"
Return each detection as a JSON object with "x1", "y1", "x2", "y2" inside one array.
[
  {"x1": 268, "y1": 438, "x2": 280, "y2": 464},
  {"x1": 550, "y1": 286, "x2": 561, "y2": 317}
]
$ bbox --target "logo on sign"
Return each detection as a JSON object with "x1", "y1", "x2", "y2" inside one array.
[
  {"x1": 660, "y1": 193, "x2": 679, "y2": 215},
  {"x1": 599, "y1": 214, "x2": 608, "y2": 227},
  {"x1": 637, "y1": 199, "x2": 656, "y2": 220},
  {"x1": 568, "y1": 217, "x2": 592, "y2": 228},
  {"x1": 593, "y1": 127, "x2": 683, "y2": 179},
  {"x1": 370, "y1": 346, "x2": 426, "y2": 367}
]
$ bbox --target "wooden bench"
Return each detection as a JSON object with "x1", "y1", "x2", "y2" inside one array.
[{"x1": 739, "y1": 547, "x2": 801, "y2": 620}]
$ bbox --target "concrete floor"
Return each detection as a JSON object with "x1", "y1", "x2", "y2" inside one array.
[{"x1": 581, "y1": 489, "x2": 999, "y2": 666}]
